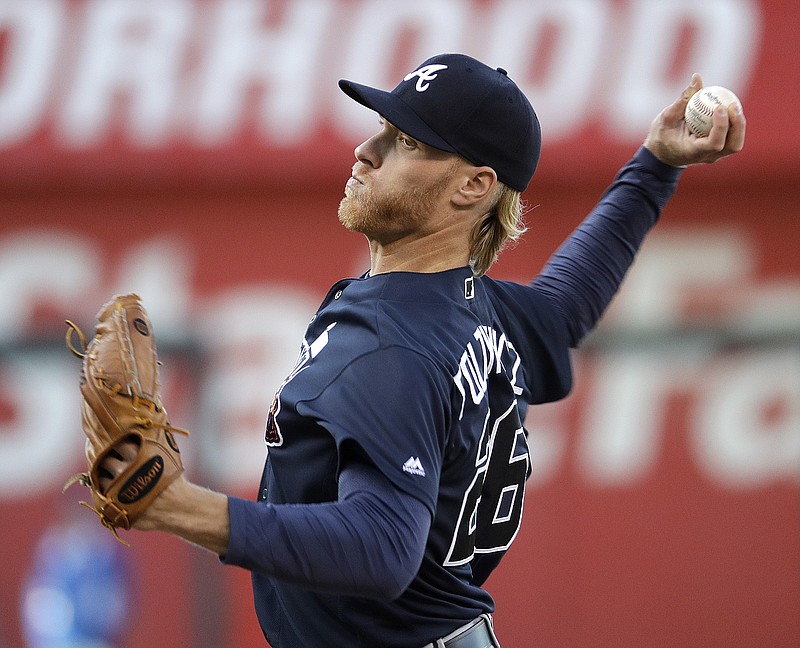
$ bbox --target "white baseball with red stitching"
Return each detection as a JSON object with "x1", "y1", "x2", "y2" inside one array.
[{"x1": 684, "y1": 86, "x2": 742, "y2": 137}]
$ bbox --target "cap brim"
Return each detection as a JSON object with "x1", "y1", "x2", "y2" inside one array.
[{"x1": 338, "y1": 80, "x2": 456, "y2": 153}]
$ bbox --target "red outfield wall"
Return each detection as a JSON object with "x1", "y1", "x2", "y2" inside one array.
[{"x1": 1, "y1": 2, "x2": 798, "y2": 647}]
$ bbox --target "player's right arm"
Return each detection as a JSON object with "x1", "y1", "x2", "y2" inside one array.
[
  {"x1": 644, "y1": 73, "x2": 746, "y2": 166},
  {"x1": 532, "y1": 146, "x2": 681, "y2": 346},
  {"x1": 531, "y1": 75, "x2": 745, "y2": 347}
]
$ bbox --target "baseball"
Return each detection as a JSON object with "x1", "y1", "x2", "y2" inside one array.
[{"x1": 684, "y1": 86, "x2": 742, "y2": 137}]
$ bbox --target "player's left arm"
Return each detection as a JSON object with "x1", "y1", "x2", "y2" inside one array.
[
  {"x1": 104, "y1": 446, "x2": 430, "y2": 599},
  {"x1": 224, "y1": 458, "x2": 431, "y2": 599},
  {"x1": 97, "y1": 446, "x2": 232, "y2": 556}
]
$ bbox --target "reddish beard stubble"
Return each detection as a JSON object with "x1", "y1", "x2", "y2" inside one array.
[{"x1": 337, "y1": 165, "x2": 456, "y2": 242}]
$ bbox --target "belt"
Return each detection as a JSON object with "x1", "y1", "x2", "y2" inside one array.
[{"x1": 421, "y1": 614, "x2": 500, "y2": 648}]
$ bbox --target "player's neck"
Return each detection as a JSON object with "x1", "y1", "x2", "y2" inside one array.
[{"x1": 367, "y1": 231, "x2": 471, "y2": 275}]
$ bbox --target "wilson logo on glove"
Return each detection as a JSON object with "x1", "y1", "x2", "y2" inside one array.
[{"x1": 118, "y1": 455, "x2": 165, "y2": 504}]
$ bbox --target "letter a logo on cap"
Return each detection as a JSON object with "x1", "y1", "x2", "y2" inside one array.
[{"x1": 404, "y1": 64, "x2": 448, "y2": 92}]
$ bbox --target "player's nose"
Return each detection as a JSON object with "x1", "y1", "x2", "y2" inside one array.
[{"x1": 354, "y1": 131, "x2": 383, "y2": 169}]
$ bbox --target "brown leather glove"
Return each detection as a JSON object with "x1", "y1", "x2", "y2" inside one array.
[{"x1": 64, "y1": 294, "x2": 188, "y2": 544}]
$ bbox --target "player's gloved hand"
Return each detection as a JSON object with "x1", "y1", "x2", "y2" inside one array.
[
  {"x1": 94, "y1": 437, "x2": 178, "y2": 531},
  {"x1": 64, "y1": 294, "x2": 189, "y2": 545},
  {"x1": 644, "y1": 73, "x2": 747, "y2": 166}
]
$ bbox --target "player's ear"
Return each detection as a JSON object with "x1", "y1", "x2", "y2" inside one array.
[{"x1": 452, "y1": 166, "x2": 498, "y2": 208}]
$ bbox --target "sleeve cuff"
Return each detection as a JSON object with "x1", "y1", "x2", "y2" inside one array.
[
  {"x1": 636, "y1": 145, "x2": 685, "y2": 182},
  {"x1": 219, "y1": 495, "x2": 254, "y2": 566}
]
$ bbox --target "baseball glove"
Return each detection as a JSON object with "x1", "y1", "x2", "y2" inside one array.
[{"x1": 64, "y1": 293, "x2": 188, "y2": 544}]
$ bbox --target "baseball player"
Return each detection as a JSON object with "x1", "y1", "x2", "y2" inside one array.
[{"x1": 99, "y1": 53, "x2": 745, "y2": 647}]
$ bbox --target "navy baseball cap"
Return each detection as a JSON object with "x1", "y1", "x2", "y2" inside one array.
[{"x1": 338, "y1": 53, "x2": 541, "y2": 192}]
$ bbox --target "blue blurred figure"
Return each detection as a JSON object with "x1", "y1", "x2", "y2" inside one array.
[{"x1": 21, "y1": 516, "x2": 129, "y2": 648}]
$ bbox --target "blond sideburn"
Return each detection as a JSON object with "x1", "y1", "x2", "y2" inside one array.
[{"x1": 469, "y1": 183, "x2": 525, "y2": 276}]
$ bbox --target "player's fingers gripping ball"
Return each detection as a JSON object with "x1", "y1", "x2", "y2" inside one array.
[
  {"x1": 64, "y1": 293, "x2": 188, "y2": 544},
  {"x1": 684, "y1": 85, "x2": 742, "y2": 137}
]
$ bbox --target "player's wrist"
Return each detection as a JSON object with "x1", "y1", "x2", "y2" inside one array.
[
  {"x1": 131, "y1": 473, "x2": 188, "y2": 531},
  {"x1": 136, "y1": 477, "x2": 231, "y2": 556}
]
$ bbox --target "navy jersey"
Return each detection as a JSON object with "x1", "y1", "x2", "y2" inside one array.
[
  {"x1": 255, "y1": 267, "x2": 569, "y2": 645},
  {"x1": 224, "y1": 147, "x2": 682, "y2": 647}
]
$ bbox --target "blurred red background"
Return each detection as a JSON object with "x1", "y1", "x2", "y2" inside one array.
[{"x1": 1, "y1": 1, "x2": 797, "y2": 647}]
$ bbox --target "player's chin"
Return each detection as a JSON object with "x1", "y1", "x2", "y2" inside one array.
[
  {"x1": 337, "y1": 196, "x2": 355, "y2": 228},
  {"x1": 337, "y1": 196, "x2": 369, "y2": 233}
]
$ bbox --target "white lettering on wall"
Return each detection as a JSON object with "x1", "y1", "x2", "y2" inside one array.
[
  {"x1": 0, "y1": 231, "x2": 319, "y2": 496},
  {"x1": 0, "y1": 0, "x2": 762, "y2": 148},
  {"x1": 578, "y1": 348, "x2": 705, "y2": 485},
  {"x1": 485, "y1": 0, "x2": 611, "y2": 139},
  {"x1": 601, "y1": 230, "x2": 754, "y2": 329},
  {"x1": 0, "y1": 353, "x2": 78, "y2": 495},
  {"x1": 0, "y1": 227, "x2": 797, "y2": 496},
  {"x1": 193, "y1": 288, "x2": 320, "y2": 489},
  {"x1": 0, "y1": 231, "x2": 100, "y2": 339},
  {"x1": 190, "y1": 0, "x2": 334, "y2": 145},
  {"x1": 335, "y1": 0, "x2": 468, "y2": 138},
  {"x1": 59, "y1": 0, "x2": 192, "y2": 146},
  {"x1": 694, "y1": 350, "x2": 800, "y2": 488},
  {"x1": 0, "y1": 0, "x2": 63, "y2": 144},
  {"x1": 610, "y1": 0, "x2": 761, "y2": 136},
  {"x1": 112, "y1": 238, "x2": 193, "y2": 337}
]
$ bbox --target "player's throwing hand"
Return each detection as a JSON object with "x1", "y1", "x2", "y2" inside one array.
[{"x1": 644, "y1": 73, "x2": 747, "y2": 166}]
